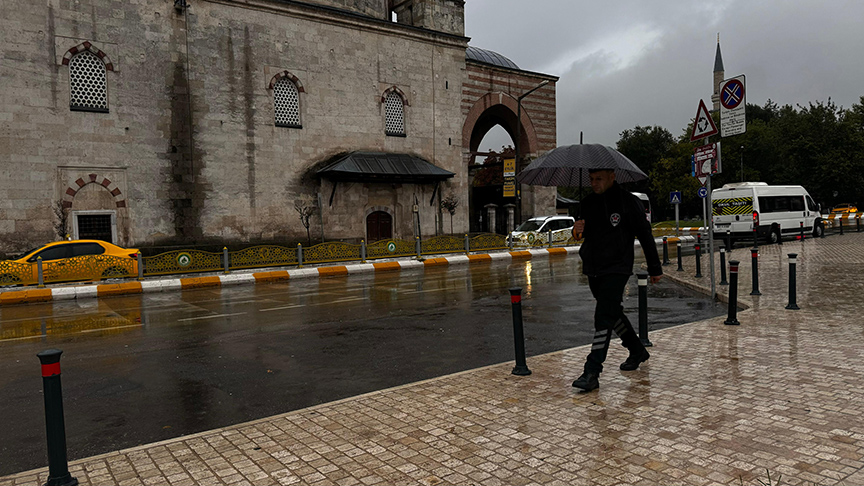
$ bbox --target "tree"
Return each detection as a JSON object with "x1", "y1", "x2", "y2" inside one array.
[
  {"x1": 294, "y1": 199, "x2": 316, "y2": 245},
  {"x1": 616, "y1": 125, "x2": 675, "y2": 214},
  {"x1": 440, "y1": 193, "x2": 459, "y2": 234},
  {"x1": 52, "y1": 201, "x2": 69, "y2": 240}
]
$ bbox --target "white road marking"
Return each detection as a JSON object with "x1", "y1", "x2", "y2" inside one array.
[{"x1": 178, "y1": 312, "x2": 247, "y2": 322}]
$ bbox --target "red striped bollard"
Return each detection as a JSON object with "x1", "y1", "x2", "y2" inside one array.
[
  {"x1": 509, "y1": 288, "x2": 531, "y2": 376},
  {"x1": 724, "y1": 261, "x2": 740, "y2": 325},
  {"x1": 750, "y1": 247, "x2": 761, "y2": 296},
  {"x1": 37, "y1": 349, "x2": 78, "y2": 486},
  {"x1": 694, "y1": 241, "x2": 703, "y2": 278}
]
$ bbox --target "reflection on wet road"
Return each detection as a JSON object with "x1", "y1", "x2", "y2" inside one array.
[{"x1": 0, "y1": 256, "x2": 722, "y2": 475}]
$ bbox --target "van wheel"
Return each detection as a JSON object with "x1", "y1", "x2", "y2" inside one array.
[
  {"x1": 813, "y1": 222, "x2": 824, "y2": 238},
  {"x1": 768, "y1": 226, "x2": 781, "y2": 244}
]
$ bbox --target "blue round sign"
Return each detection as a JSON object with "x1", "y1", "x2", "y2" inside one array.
[
  {"x1": 697, "y1": 187, "x2": 708, "y2": 198},
  {"x1": 721, "y1": 79, "x2": 744, "y2": 109}
]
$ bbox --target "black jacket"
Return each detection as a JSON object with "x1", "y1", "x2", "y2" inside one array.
[{"x1": 578, "y1": 182, "x2": 662, "y2": 277}]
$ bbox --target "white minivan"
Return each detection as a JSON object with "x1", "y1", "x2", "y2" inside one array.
[{"x1": 712, "y1": 182, "x2": 823, "y2": 244}]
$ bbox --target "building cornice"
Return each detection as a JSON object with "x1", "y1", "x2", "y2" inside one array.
[{"x1": 200, "y1": 0, "x2": 470, "y2": 50}]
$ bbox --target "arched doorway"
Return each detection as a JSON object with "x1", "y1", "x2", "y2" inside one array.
[{"x1": 366, "y1": 211, "x2": 392, "y2": 242}]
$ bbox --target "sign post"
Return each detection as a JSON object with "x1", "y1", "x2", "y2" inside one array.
[{"x1": 670, "y1": 191, "x2": 682, "y2": 237}]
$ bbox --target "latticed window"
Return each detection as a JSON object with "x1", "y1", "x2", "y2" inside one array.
[
  {"x1": 274, "y1": 77, "x2": 301, "y2": 128},
  {"x1": 69, "y1": 51, "x2": 108, "y2": 112},
  {"x1": 384, "y1": 92, "x2": 405, "y2": 136}
]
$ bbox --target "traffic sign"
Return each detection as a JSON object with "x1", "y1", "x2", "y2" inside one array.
[
  {"x1": 697, "y1": 187, "x2": 708, "y2": 198},
  {"x1": 669, "y1": 191, "x2": 682, "y2": 204},
  {"x1": 690, "y1": 99, "x2": 718, "y2": 142},
  {"x1": 693, "y1": 143, "x2": 717, "y2": 185},
  {"x1": 720, "y1": 75, "x2": 746, "y2": 137}
]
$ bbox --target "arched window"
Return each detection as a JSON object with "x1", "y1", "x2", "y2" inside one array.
[
  {"x1": 273, "y1": 77, "x2": 302, "y2": 128},
  {"x1": 69, "y1": 51, "x2": 108, "y2": 112},
  {"x1": 384, "y1": 91, "x2": 406, "y2": 136}
]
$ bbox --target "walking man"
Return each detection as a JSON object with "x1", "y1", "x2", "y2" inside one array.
[{"x1": 571, "y1": 168, "x2": 663, "y2": 391}]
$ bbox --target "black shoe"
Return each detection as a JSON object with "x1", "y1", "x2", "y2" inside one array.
[
  {"x1": 620, "y1": 349, "x2": 650, "y2": 371},
  {"x1": 572, "y1": 372, "x2": 599, "y2": 391}
]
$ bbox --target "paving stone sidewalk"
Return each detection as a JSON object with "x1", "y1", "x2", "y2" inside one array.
[{"x1": 3, "y1": 234, "x2": 864, "y2": 486}]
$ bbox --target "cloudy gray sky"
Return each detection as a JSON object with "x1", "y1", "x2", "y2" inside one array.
[{"x1": 464, "y1": 0, "x2": 864, "y2": 151}]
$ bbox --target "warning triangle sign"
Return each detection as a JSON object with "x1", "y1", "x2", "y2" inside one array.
[{"x1": 690, "y1": 99, "x2": 718, "y2": 142}]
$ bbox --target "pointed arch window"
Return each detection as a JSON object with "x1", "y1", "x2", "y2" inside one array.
[
  {"x1": 384, "y1": 91, "x2": 406, "y2": 136},
  {"x1": 69, "y1": 51, "x2": 109, "y2": 112},
  {"x1": 273, "y1": 77, "x2": 302, "y2": 128}
]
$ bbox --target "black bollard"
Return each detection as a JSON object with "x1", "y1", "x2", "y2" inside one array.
[
  {"x1": 726, "y1": 230, "x2": 732, "y2": 250},
  {"x1": 694, "y1": 242, "x2": 703, "y2": 278},
  {"x1": 719, "y1": 246, "x2": 728, "y2": 285},
  {"x1": 786, "y1": 253, "x2": 800, "y2": 310},
  {"x1": 750, "y1": 247, "x2": 761, "y2": 296},
  {"x1": 724, "y1": 260, "x2": 741, "y2": 325},
  {"x1": 839, "y1": 217, "x2": 844, "y2": 235},
  {"x1": 676, "y1": 241, "x2": 683, "y2": 272},
  {"x1": 753, "y1": 225, "x2": 759, "y2": 249},
  {"x1": 37, "y1": 349, "x2": 78, "y2": 486},
  {"x1": 857, "y1": 216, "x2": 861, "y2": 233},
  {"x1": 508, "y1": 288, "x2": 531, "y2": 376},
  {"x1": 799, "y1": 221, "x2": 805, "y2": 241},
  {"x1": 637, "y1": 272, "x2": 653, "y2": 347},
  {"x1": 662, "y1": 237, "x2": 670, "y2": 265}
]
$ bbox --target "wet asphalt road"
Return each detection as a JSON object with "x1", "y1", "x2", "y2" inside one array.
[{"x1": 0, "y1": 256, "x2": 724, "y2": 475}]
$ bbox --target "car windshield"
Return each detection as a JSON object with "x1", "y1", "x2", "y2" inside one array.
[{"x1": 515, "y1": 221, "x2": 544, "y2": 231}]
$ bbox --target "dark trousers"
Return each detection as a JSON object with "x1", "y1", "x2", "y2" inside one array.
[{"x1": 584, "y1": 273, "x2": 645, "y2": 374}]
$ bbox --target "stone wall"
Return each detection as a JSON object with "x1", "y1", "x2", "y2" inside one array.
[
  {"x1": 461, "y1": 62, "x2": 558, "y2": 220},
  {"x1": 0, "y1": 0, "x2": 468, "y2": 254}
]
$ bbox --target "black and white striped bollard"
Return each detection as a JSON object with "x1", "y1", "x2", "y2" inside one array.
[
  {"x1": 637, "y1": 272, "x2": 652, "y2": 347},
  {"x1": 509, "y1": 288, "x2": 531, "y2": 376},
  {"x1": 662, "y1": 237, "x2": 670, "y2": 265},
  {"x1": 724, "y1": 260, "x2": 740, "y2": 325},
  {"x1": 786, "y1": 253, "x2": 799, "y2": 310},
  {"x1": 676, "y1": 241, "x2": 683, "y2": 272}
]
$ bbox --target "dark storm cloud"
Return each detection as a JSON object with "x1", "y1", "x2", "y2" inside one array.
[{"x1": 466, "y1": 0, "x2": 864, "y2": 149}]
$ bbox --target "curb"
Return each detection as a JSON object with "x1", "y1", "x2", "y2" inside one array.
[{"x1": 0, "y1": 247, "x2": 584, "y2": 306}]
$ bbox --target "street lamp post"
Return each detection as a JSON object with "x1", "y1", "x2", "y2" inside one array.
[{"x1": 515, "y1": 79, "x2": 549, "y2": 224}]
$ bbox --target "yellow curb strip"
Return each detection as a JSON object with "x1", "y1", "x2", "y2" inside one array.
[
  {"x1": 509, "y1": 251, "x2": 532, "y2": 259},
  {"x1": 546, "y1": 248, "x2": 567, "y2": 255},
  {"x1": 466, "y1": 254, "x2": 492, "y2": 263},
  {"x1": 422, "y1": 258, "x2": 449, "y2": 266},
  {"x1": 96, "y1": 282, "x2": 143, "y2": 297},
  {"x1": 180, "y1": 276, "x2": 222, "y2": 289},
  {"x1": 373, "y1": 262, "x2": 401, "y2": 272},
  {"x1": 318, "y1": 266, "x2": 349, "y2": 277},
  {"x1": 0, "y1": 288, "x2": 53, "y2": 305}
]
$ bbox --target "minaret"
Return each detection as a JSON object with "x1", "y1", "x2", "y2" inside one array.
[{"x1": 711, "y1": 34, "x2": 724, "y2": 111}]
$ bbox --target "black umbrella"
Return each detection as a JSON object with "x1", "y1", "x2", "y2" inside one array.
[{"x1": 516, "y1": 143, "x2": 647, "y2": 187}]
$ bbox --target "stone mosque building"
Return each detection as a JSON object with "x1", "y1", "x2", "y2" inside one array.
[{"x1": 0, "y1": 0, "x2": 558, "y2": 254}]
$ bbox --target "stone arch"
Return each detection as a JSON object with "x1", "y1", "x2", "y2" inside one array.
[
  {"x1": 381, "y1": 86, "x2": 409, "y2": 106},
  {"x1": 61, "y1": 41, "x2": 115, "y2": 71},
  {"x1": 267, "y1": 70, "x2": 305, "y2": 92},
  {"x1": 462, "y1": 92, "x2": 538, "y2": 161},
  {"x1": 61, "y1": 174, "x2": 126, "y2": 209}
]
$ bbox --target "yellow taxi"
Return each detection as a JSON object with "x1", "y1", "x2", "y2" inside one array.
[
  {"x1": 0, "y1": 240, "x2": 140, "y2": 286},
  {"x1": 831, "y1": 204, "x2": 858, "y2": 214}
]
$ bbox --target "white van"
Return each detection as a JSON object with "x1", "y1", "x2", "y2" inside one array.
[
  {"x1": 632, "y1": 192, "x2": 651, "y2": 223},
  {"x1": 712, "y1": 182, "x2": 823, "y2": 244}
]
